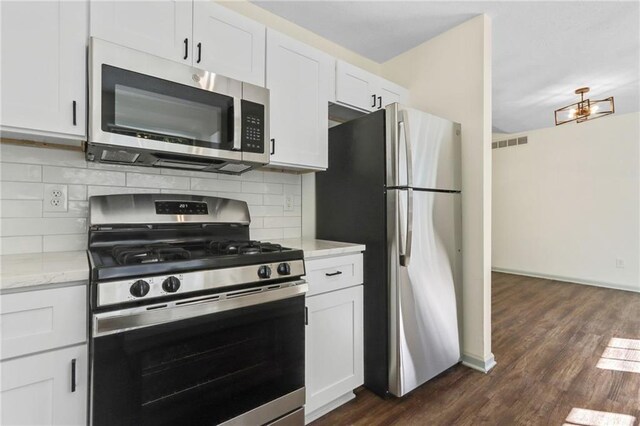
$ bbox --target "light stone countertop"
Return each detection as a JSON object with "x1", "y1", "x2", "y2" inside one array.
[
  {"x1": 0, "y1": 239, "x2": 365, "y2": 292},
  {"x1": 0, "y1": 251, "x2": 90, "y2": 292},
  {"x1": 273, "y1": 238, "x2": 366, "y2": 259}
]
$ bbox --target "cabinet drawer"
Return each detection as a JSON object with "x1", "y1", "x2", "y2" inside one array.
[
  {"x1": 1, "y1": 285, "x2": 87, "y2": 360},
  {"x1": 305, "y1": 253, "x2": 363, "y2": 297}
]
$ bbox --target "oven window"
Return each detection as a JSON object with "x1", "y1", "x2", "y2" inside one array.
[
  {"x1": 101, "y1": 65, "x2": 235, "y2": 151},
  {"x1": 91, "y1": 296, "x2": 304, "y2": 426}
]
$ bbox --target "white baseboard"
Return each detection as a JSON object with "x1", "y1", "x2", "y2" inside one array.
[
  {"x1": 461, "y1": 353, "x2": 496, "y2": 373},
  {"x1": 305, "y1": 391, "x2": 355, "y2": 424},
  {"x1": 492, "y1": 267, "x2": 639, "y2": 294}
]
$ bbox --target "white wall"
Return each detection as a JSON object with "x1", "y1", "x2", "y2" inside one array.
[
  {"x1": 492, "y1": 112, "x2": 640, "y2": 292},
  {"x1": 0, "y1": 143, "x2": 302, "y2": 255},
  {"x1": 382, "y1": 15, "x2": 494, "y2": 371}
]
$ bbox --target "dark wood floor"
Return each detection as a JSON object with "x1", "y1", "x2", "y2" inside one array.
[{"x1": 311, "y1": 272, "x2": 640, "y2": 425}]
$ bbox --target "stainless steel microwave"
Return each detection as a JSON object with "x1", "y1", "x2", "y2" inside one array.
[{"x1": 87, "y1": 38, "x2": 269, "y2": 174}]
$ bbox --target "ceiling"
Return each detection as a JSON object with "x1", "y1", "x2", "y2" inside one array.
[{"x1": 253, "y1": 1, "x2": 640, "y2": 133}]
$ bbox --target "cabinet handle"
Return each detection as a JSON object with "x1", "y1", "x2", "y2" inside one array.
[
  {"x1": 371, "y1": 94, "x2": 376, "y2": 108},
  {"x1": 304, "y1": 306, "x2": 308, "y2": 325},
  {"x1": 270, "y1": 138, "x2": 275, "y2": 155},
  {"x1": 377, "y1": 96, "x2": 382, "y2": 109},
  {"x1": 325, "y1": 271, "x2": 343, "y2": 277},
  {"x1": 72, "y1": 101, "x2": 77, "y2": 126},
  {"x1": 197, "y1": 42, "x2": 202, "y2": 64},
  {"x1": 183, "y1": 38, "x2": 188, "y2": 60},
  {"x1": 71, "y1": 358, "x2": 77, "y2": 393}
]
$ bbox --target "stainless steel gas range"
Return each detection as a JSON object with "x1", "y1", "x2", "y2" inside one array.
[{"x1": 87, "y1": 194, "x2": 307, "y2": 426}]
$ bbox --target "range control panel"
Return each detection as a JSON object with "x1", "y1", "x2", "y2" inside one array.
[
  {"x1": 155, "y1": 201, "x2": 208, "y2": 215},
  {"x1": 241, "y1": 100, "x2": 265, "y2": 153}
]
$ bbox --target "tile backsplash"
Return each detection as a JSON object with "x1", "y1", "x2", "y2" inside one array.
[{"x1": 0, "y1": 143, "x2": 301, "y2": 255}]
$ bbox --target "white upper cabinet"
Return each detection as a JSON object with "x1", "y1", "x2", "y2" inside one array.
[
  {"x1": 192, "y1": 1, "x2": 265, "y2": 87},
  {"x1": 266, "y1": 30, "x2": 332, "y2": 171},
  {"x1": 335, "y1": 60, "x2": 408, "y2": 112},
  {"x1": 90, "y1": 0, "x2": 193, "y2": 64},
  {"x1": 0, "y1": 0, "x2": 87, "y2": 139}
]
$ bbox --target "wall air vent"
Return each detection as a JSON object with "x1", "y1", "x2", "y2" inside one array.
[{"x1": 493, "y1": 135, "x2": 529, "y2": 149}]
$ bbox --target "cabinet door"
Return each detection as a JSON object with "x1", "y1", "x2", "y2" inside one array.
[
  {"x1": 0, "y1": 0, "x2": 87, "y2": 138},
  {"x1": 305, "y1": 285, "x2": 364, "y2": 414},
  {"x1": 375, "y1": 78, "x2": 409, "y2": 110},
  {"x1": 1, "y1": 345, "x2": 87, "y2": 426},
  {"x1": 267, "y1": 30, "x2": 331, "y2": 170},
  {"x1": 192, "y1": 1, "x2": 265, "y2": 86},
  {"x1": 335, "y1": 60, "x2": 377, "y2": 112},
  {"x1": 90, "y1": 0, "x2": 192, "y2": 64}
]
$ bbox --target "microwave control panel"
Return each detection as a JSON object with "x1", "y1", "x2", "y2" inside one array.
[{"x1": 241, "y1": 100, "x2": 265, "y2": 153}]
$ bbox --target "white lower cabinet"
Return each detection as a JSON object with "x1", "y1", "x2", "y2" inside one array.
[
  {"x1": 0, "y1": 284, "x2": 88, "y2": 426},
  {"x1": 1, "y1": 344, "x2": 87, "y2": 426},
  {"x1": 304, "y1": 253, "x2": 364, "y2": 423}
]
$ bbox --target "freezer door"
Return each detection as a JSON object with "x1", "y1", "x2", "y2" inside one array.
[
  {"x1": 387, "y1": 188, "x2": 461, "y2": 397},
  {"x1": 386, "y1": 103, "x2": 461, "y2": 191}
]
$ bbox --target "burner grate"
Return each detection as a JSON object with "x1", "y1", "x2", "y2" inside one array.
[
  {"x1": 209, "y1": 240, "x2": 283, "y2": 256},
  {"x1": 112, "y1": 243, "x2": 192, "y2": 265}
]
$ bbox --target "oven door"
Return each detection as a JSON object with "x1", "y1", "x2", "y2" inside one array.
[{"x1": 91, "y1": 283, "x2": 306, "y2": 426}]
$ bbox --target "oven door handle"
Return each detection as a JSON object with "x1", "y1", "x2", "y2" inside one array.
[
  {"x1": 93, "y1": 281, "x2": 308, "y2": 337},
  {"x1": 232, "y1": 97, "x2": 242, "y2": 151}
]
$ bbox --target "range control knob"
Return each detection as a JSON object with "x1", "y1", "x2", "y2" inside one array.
[
  {"x1": 258, "y1": 265, "x2": 272, "y2": 279},
  {"x1": 162, "y1": 276, "x2": 181, "y2": 293},
  {"x1": 277, "y1": 263, "x2": 291, "y2": 275},
  {"x1": 130, "y1": 280, "x2": 150, "y2": 298}
]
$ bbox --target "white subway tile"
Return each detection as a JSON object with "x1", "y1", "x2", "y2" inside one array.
[
  {"x1": 1, "y1": 236, "x2": 42, "y2": 255},
  {"x1": 43, "y1": 234, "x2": 87, "y2": 252},
  {"x1": 88, "y1": 186, "x2": 157, "y2": 197},
  {"x1": 0, "y1": 218, "x2": 86, "y2": 236},
  {"x1": 294, "y1": 195, "x2": 302, "y2": 206},
  {"x1": 283, "y1": 227, "x2": 302, "y2": 239},
  {"x1": 226, "y1": 193, "x2": 262, "y2": 205},
  {"x1": 249, "y1": 205, "x2": 283, "y2": 217},
  {"x1": 251, "y1": 228, "x2": 284, "y2": 241},
  {"x1": 242, "y1": 182, "x2": 282, "y2": 195},
  {"x1": 1, "y1": 182, "x2": 43, "y2": 199},
  {"x1": 263, "y1": 171, "x2": 301, "y2": 185},
  {"x1": 159, "y1": 189, "x2": 215, "y2": 197},
  {"x1": 263, "y1": 194, "x2": 284, "y2": 206},
  {"x1": 263, "y1": 217, "x2": 301, "y2": 228},
  {"x1": 249, "y1": 217, "x2": 264, "y2": 229},
  {"x1": 283, "y1": 206, "x2": 302, "y2": 217},
  {"x1": 283, "y1": 184, "x2": 301, "y2": 196},
  {"x1": 43, "y1": 201, "x2": 88, "y2": 218},
  {"x1": 68, "y1": 185, "x2": 87, "y2": 200},
  {"x1": 0, "y1": 144, "x2": 87, "y2": 168},
  {"x1": 1, "y1": 200, "x2": 42, "y2": 218},
  {"x1": 127, "y1": 173, "x2": 189, "y2": 189},
  {"x1": 239, "y1": 170, "x2": 264, "y2": 182},
  {"x1": 44, "y1": 166, "x2": 125, "y2": 186},
  {"x1": 1, "y1": 163, "x2": 42, "y2": 182},
  {"x1": 191, "y1": 178, "x2": 241, "y2": 193}
]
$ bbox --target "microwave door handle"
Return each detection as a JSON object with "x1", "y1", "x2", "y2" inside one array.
[{"x1": 233, "y1": 97, "x2": 242, "y2": 151}]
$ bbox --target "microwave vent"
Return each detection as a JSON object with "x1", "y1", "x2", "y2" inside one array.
[
  {"x1": 100, "y1": 150, "x2": 140, "y2": 163},
  {"x1": 219, "y1": 163, "x2": 252, "y2": 173}
]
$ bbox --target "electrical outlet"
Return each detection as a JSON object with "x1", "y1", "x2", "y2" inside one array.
[
  {"x1": 44, "y1": 184, "x2": 68, "y2": 212},
  {"x1": 616, "y1": 258, "x2": 625, "y2": 269},
  {"x1": 284, "y1": 195, "x2": 294, "y2": 212}
]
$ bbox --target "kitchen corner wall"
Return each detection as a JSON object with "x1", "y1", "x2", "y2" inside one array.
[{"x1": 0, "y1": 143, "x2": 301, "y2": 255}]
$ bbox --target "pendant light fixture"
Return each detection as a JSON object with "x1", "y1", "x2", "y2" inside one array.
[{"x1": 554, "y1": 87, "x2": 614, "y2": 126}]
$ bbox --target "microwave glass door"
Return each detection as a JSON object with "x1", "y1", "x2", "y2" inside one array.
[{"x1": 101, "y1": 65, "x2": 235, "y2": 151}]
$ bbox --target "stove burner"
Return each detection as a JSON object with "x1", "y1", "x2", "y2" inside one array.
[
  {"x1": 113, "y1": 244, "x2": 192, "y2": 265},
  {"x1": 210, "y1": 240, "x2": 283, "y2": 256}
]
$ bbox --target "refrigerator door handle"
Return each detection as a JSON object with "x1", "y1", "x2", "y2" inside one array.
[
  {"x1": 398, "y1": 111, "x2": 414, "y2": 188},
  {"x1": 398, "y1": 111, "x2": 414, "y2": 266}
]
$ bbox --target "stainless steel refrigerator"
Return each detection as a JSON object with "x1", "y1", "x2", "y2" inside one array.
[{"x1": 316, "y1": 103, "x2": 462, "y2": 397}]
